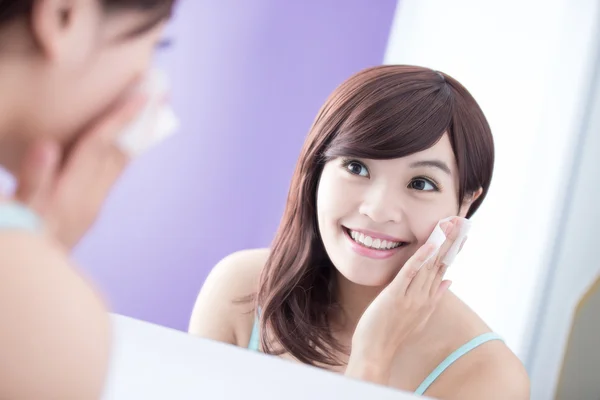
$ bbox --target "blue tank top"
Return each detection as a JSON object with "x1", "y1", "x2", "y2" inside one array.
[
  {"x1": 0, "y1": 201, "x2": 43, "y2": 232},
  {"x1": 247, "y1": 314, "x2": 503, "y2": 396}
]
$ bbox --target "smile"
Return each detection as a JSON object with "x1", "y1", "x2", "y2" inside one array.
[{"x1": 343, "y1": 227, "x2": 408, "y2": 255}]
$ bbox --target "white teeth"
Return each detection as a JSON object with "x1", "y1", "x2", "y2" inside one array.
[{"x1": 348, "y1": 229, "x2": 402, "y2": 250}]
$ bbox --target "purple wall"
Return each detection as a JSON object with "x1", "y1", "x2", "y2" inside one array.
[{"x1": 74, "y1": 1, "x2": 398, "y2": 331}]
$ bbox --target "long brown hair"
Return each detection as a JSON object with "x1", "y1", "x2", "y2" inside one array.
[{"x1": 256, "y1": 65, "x2": 495, "y2": 366}]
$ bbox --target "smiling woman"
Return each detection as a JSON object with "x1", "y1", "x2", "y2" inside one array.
[
  {"x1": 190, "y1": 65, "x2": 530, "y2": 399},
  {"x1": 318, "y1": 132, "x2": 474, "y2": 288}
]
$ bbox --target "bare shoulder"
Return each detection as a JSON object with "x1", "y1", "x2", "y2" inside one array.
[
  {"x1": 0, "y1": 231, "x2": 111, "y2": 399},
  {"x1": 426, "y1": 339, "x2": 530, "y2": 399},
  {"x1": 445, "y1": 343, "x2": 530, "y2": 399},
  {"x1": 480, "y1": 347, "x2": 530, "y2": 398},
  {"x1": 188, "y1": 248, "x2": 270, "y2": 346},
  {"x1": 203, "y1": 248, "x2": 269, "y2": 296},
  {"x1": 426, "y1": 293, "x2": 530, "y2": 399}
]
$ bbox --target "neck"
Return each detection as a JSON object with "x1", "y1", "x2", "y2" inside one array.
[{"x1": 333, "y1": 271, "x2": 385, "y2": 331}]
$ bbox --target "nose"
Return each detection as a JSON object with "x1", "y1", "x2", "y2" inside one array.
[{"x1": 358, "y1": 182, "x2": 405, "y2": 224}]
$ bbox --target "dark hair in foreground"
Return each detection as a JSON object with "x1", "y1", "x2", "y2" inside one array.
[
  {"x1": 0, "y1": 0, "x2": 175, "y2": 35},
  {"x1": 256, "y1": 65, "x2": 495, "y2": 366}
]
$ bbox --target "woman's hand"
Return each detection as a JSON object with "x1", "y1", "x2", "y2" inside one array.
[
  {"x1": 13, "y1": 94, "x2": 147, "y2": 250},
  {"x1": 346, "y1": 218, "x2": 465, "y2": 384}
]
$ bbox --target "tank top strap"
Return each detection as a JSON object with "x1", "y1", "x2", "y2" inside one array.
[
  {"x1": 247, "y1": 307, "x2": 261, "y2": 351},
  {"x1": 414, "y1": 332, "x2": 504, "y2": 395},
  {"x1": 0, "y1": 201, "x2": 43, "y2": 232}
]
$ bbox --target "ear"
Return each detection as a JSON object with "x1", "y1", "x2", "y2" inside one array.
[
  {"x1": 458, "y1": 187, "x2": 483, "y2": 218},
  {"x1": 30, "y1": 0, "x2": 99, "y2": 66}
]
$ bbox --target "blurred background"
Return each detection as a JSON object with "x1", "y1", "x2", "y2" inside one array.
[{"x1": 70, "y1": 1, "x2": 599, "y2": 399}]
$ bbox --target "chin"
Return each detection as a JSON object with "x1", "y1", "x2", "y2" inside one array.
[
  {"x1": 329, "y1": 252, "x2": 404, "y2": 288},
  {"x1": 337, "y1": 266, "x2": 396, "y2": 288}
]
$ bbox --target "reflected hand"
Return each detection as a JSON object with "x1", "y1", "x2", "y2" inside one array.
[
  {"x1": 346, "y1": 218, "x2": 465, "y2": 383},
  {"x1": 14, "y1": 94, "x2": 147, "y2": 250}
]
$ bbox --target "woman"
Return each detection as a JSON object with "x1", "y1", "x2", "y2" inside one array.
[
  {"x1": 0, "y1": 0, "x2": 175, "y2": 398},
  {"x1": 190, "y1": 65, "x2": 530, "y2": 399}
]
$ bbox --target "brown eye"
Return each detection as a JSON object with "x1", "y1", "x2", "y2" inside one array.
[
  {"x1": 345, "y1": 161, "x2": 369, "y2": 177},
  {"x1": 409, "y1": 178, "x2": 437, "y2": 191}
]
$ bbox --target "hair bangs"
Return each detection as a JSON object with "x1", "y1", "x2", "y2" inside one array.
[{"x1": 323, "y1": 72, "x2": 454, "y2": 162}]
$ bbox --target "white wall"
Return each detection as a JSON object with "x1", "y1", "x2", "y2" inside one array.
[
  {"x1": 526, "y1": 42, "x2": 600, "y2": 399},
  {"x1": 383, "y1": 0, "x2": 599, "y2": 369}
]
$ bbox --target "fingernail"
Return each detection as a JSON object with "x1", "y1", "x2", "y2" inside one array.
[
  {"x1": 420, "y1": 243, "x2": 438, "y2": 269},
  {"x1": 440, "y1": 222, "x2": 448, "y2": 233},
  {"x1": 427, "y1": 242, "x2": 439, "y2": 254},
  {"x1": 443, "y1": 221, "x2": 454, "y2": 235}
]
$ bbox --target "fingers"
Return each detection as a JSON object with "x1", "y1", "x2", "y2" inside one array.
[
  {"x1": 422, "y1": 219, "x2": 459, "y2": 291},
  {"x1": 391, "y1": 242, "x2": 437, "y2": 294},
  {"x1": 400, "y1": 217, "x2": 465, "y2": 299},
  {"x1": 57, "y1": 93, "x2": 147, "y2": 202},
  {"x1": 86, "y1": 92, "x2": 149, "y2": 145},
  {"x1": 420, "y1": 220, "x2": 455, "y2": 287},
  {"x1": 404, "y1": 219, "x2": 454, "y2": 295},
  {"x1": 66, "y1": 93, "x2": 147, "y2": 165},
  {"x1": 434, "y1": 218, "x2": 461, "y2": 266},
  {"x1": 429, "y1": 263, "x2": 448, "y2": 297},
  {"x1": 433, "y1": 280, "x2": 452, "y2": 305},
  {"x1": 15, "y1": 140, "x2": 60, "y2": 213},
  {"x1": 52, "y1": 94, "x2": 147, "y2": 247}
]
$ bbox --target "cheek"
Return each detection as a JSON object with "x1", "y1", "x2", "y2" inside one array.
[
  {"x1": 316, "y1": 175, "x2": 339, "y2": 230},
  {"x1": 84, "y1": 69, "x2": 134, "y2": 113},
  {"x1": 316, "y1": 169, "x2": 360, "y2": 226},
  {"x1": 411, "y1": 219, "x2": 440, "y2": 246},
  {"x1": 63, "y1": 43, "x2": 155, "y2": 136},
  {"x1": 407, "y1": 195, "x2": 460, "y2": 244},
  {"x1": 26, "y1": 33, "x2": 159, "y2": 147},
  {"x1": 88, "y1": 45, "x2": 152, "y2": 103}
]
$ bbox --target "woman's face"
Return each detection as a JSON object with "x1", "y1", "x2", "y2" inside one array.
[
  {"x1": 316, "y1": 134, "x2": 475, "y2": 287},
  {"x1": 15, "y1": 2, "x2": 169, "y2": 160}
]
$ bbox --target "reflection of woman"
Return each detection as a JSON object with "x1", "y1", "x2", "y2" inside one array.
[
  {"x1": 0, "y1": 1, "x2": 174, "y2": 398},
  {"x1": 191, "y1": 66, "x2": 529, "y2": 398}
]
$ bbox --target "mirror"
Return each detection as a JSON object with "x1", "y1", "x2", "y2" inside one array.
[{"x1": 64, "y1": 1, "x2": 600, "y2": 398}]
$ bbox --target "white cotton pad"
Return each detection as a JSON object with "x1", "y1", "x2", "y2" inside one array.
[
  {"x1": 424, "y1": 216, "x2": 472, "y2": 265},
  {"x1": 117, "y1": 69, "x2": 180, "y2": 156},
  {"x1": 0, "y1": 167, "x2": 16, "y2": 197}
]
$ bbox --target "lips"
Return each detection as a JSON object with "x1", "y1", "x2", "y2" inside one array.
[{"x1": 343, "y1": 227, "x2": 408, "y2": 251}]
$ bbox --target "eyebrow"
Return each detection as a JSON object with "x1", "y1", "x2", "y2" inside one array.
[{"x1": 409, "y1": 160, "x2": 452, "y2": 175}]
